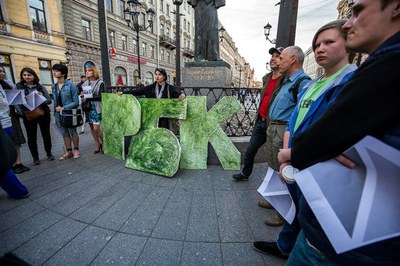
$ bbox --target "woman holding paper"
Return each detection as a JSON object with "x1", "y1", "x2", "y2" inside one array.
[
  {"x1": 0, "y1": 65, "x2": 30, "y2": 174},
  {"x1": 81, "y1": 65, "x2": 105, "y2": 154},
  {"x1": 16, "y1": 68, "x2": 53, "y2": 165}
]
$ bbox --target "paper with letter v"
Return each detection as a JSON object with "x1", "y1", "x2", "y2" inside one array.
[{"x1": 257, "y1": 167, "x2": 296, "y2": 224}]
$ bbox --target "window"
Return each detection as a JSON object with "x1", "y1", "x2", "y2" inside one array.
[
  {"x1": 187, "y1": 40, "x2": 190, "y2": 49},
  {"x1": 133, "y1": 39, "x2": 138, "y2": 54},
  {"x1": 183, "y1": 19, "x2": 186, "y2": 30},
  {"x1": 166, "y1": 27, "x2": 170, "y2": 37},
  {"x1": 188, "y1": 22, "x2": 190, "y2": 33},
  {"x1": 160, "y1": 24, "x2": 164, "y2": 36},
  {"x1": 144, "y1": 71, "x2": 153, "y2": 85},
  {"x1": 140, "y1": 12, "x2": 145, "y2": 27},
  {"x1": 119, "y1": 0, "x2": 125, "y2": 17},
  {"x1": 38, "y1": 59, "x2": 53, "y2": 87},
  {"x1": 82, "y1": 19, "x2": 91, "y2": 40},
  {"x1": 150, "y1": 45, "x2": 155, "y2": 59},
  {"x1": 109, "y1": 30, "x2": 115, "y2": 47},
  {"x1": 0, "y1": 4, "x2": 4, "y2": 22},
  {"x1": 141, "y1": 42, "x2": 146, "y2": 56},
  {"x1": 106, "y1": 0, "x2": 113, "y2": 13},
  {"x1": 166, "y1": 4, "x2": 170, "y2": 17},
  {"x1": 121, "y1": 34, "x2": 127, "y2": 51},
  {"x1": 149, "y1": 0, "x2": 154, "y2": 4},
  {"x1": 183, "y1": 38, "x2": 186, "y2": 48},
  {"x1": 160, "y1": 49, "x2": 164, "y2": 61},
  {"x1": 166, "y1": 51, "x2": 170, "y2": 63},
  {"x1": 114, "y1": 66, "x2": 127, "y2": 86},
  {"x1": 0, "y1": 54, "x2": 15, "y2": 83},
  {"x1": 29, "y1": 0, "x2": 47, "y2": 32},
  {"x1": 160, "y1": 0, "x2": 164, "y2": 12}
]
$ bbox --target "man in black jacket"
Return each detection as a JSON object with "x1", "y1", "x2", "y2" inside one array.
[{"x1": 286, "y1": 0, "x2": 400, "y2": 265}]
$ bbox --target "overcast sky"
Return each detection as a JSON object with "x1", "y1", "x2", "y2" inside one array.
[{"x1": 218, "y1": 0, "x2": 340, "y2": 81}]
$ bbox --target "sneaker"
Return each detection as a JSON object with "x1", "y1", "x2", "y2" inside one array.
[
  {"x1": 12, "y1": 165, "x2": 23, "y2": 174},
  {"x1": 73, "y1": 150, "x2": 80, "y2": 159},
  {"x1": 33, "y1": 159, "x2": 41, "y2": 165},
  {"x1": 19, "y1": 164, "x2": 30, "y2": 172},
  {"x1": 232, "y1": 173, "x2": 248, "y2": 181},
  {"x1": 79, "y1": 131, "x2": 85, "y2": 134},
  {"x1": 253, "y1": 241, "x2": 289, "y2": 259},
  {"x1": 59, "y1": 151, "x2": 73, "y2": 160},
  {"x1": 47, "y1": 154, "x2": 55, "y2": 161}
]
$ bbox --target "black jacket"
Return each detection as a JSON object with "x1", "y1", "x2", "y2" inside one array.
[{"x1": 291, "y1": 32, "x2": 400, "y2": 265}]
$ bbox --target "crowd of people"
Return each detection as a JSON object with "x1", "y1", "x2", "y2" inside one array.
[
  {"x1": 232, "y1": 0, "x2": 400, "y2": 264},
  {"x1": 0, "y1": 0, "x2": 398, "y2": 264}
]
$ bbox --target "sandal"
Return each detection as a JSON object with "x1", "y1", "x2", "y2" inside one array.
[{"x1": 59, "y1": 151, "x2": 73, "y2": 160}]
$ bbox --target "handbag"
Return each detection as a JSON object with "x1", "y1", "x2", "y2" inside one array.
[
  {"x1": 60, "y1": 109, "x2": 83, "y2": 128},
  {"x1": 24, "y1": 107, "x2": 44, "y2": 121}
]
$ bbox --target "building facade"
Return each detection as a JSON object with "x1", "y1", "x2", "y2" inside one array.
[
  {"x1": 0, "y1": 0, "x2": 67, "y2": 92},
  {"x1": 219, "y1": 23, "x2": 253, "y2": 88},
  {"x1": 63, "y1": 0, "x2": 196, "y2": 86}
]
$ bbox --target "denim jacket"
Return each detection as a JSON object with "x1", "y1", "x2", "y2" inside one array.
[{"x1": 52, "y1": 79, "x2": 79, "y2": 113}]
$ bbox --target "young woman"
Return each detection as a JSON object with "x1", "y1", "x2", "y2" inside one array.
[
  {"x1": 16, "y1": 68, "x2": 53, "y2": 165},
  {"x1": 81, "y1": 65, "x2": 105, "y2": 153},
  {"x1": 0, "y1": 65, "x2": 30, "y2": 173},
  {"x1": 119, "y1": 68, "x2": 185, "y2": 129}
]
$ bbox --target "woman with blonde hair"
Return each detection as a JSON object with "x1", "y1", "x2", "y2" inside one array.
[{"x1": 81, "y1": 65, "x2": 105, "y2": 153}]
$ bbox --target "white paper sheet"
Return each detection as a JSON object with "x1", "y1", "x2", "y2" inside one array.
[
  {"x1": 257, "y1": 167, "x2": 296, "y2": 224},
  {"x1": 23, "y1": 91, "x2": 47, "y2": 111},
  {"x1": 295, "y1": 136, "x2": 400, "y2": 254},
  {"x1": 82, "y1": 85, "x2": 93, "y2": 98},
  {"x1": 4, "y1": 90, "x2": 26, "y2": 105},
  {"x1": 5, "y1": 90, "x2": 46, "y2": 110}
]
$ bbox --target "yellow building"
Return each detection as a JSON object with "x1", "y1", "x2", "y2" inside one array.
[{"x1": 0, "y1": 0, "x2": 68, "y2": 92}]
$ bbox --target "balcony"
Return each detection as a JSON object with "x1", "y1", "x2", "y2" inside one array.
[
  {"x1": 159, "y1": 34, "x2": 176, "y2": 49},
  {"x1": 183, "y1": 47, "x2": 194, "y2": 58},
  {"x1": 34, "y1": 30, "x2": 51, "y2": 43}
]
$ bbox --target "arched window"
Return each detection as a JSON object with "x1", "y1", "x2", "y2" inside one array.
[
  {"x1": 114, "y1": 66, "x2": 127, "y2": 86},
  {"x1": 144, "y1": 71, "x2": 154, "y2": 86},
  {"x1": 133, "y1": 69, "x2": 139, "y2": 85},
  {"x1": 84, "y1": 61, "x2": 95, "y2": 73}
]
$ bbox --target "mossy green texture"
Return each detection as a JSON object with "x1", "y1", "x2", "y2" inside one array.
[
  {"x1": 102, "y1": 94, "x2": 141, "y2": 159},
  {"x1": 125, "y1": 98, "x2": 187, "y2": 177},
  {"x1": 126, "y1": 128, "x2": 181, "y2": 177},
  {"x1": 180, "y1": 96, "x2": 241, "y2": 170}
]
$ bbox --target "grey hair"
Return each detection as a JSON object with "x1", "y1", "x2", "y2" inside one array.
[{"x1": 285, "y1": 46, "x2": 305, "y2": 64}]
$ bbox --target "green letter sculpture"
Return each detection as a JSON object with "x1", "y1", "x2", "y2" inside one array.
[
  {"x1": 180, "y1": 96, "x2": 241, "y2": 170},
  {"x1": 102, "y1": 94, "x2": 141, "y2": 159},
  {"x1": 125, "y1": 98, "x2": 187, "y2": 177}
]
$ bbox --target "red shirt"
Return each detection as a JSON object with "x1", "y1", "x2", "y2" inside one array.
[{"x1": 259, "y1": 75, "x2": 281, "y2": 119}]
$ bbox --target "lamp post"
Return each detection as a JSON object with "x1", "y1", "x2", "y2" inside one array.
[
  {"x1": 173, "y1": 0, "x2": 183, "y2": 87},
  {"x1": 264, "y1": 23, "x2": 276, "y2": 44},
  {"x1": 124, "y1": 0, "x2": 155, "y2": 80},
  {"x1": 235, "y1": 63, "x2": 244, "y2": 88},
  {"x1": 218, "y1": 26, "x2": 225, "y2": 43}
]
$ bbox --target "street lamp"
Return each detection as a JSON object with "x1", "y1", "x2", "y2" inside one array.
[
  {"x1": 235, "y1": 63, "x2": 245, "y2": 88},
  {"x1": 264, "y1": 22, "x2": 276, "y2": 44},
  {"x1": 173, "y1": 0, "x2": 183, "y2": 87},
  {"x1": 219, "y1": 26, "x2": 225, "y2": 43},
  {"x1": 124, "y1": 0, "x2": 155, "y2": 80}
]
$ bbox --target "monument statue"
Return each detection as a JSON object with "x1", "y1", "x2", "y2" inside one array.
[{"x1": 188, "y1": 0, "x2": 225, "y2": 61}]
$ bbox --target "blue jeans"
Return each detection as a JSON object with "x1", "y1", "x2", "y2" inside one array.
[
  {"x1": 286, "y1": 230, "x2": 339, "y2": 266},
  {"x1": 241, "y1": 119, "x2": 268, "y2": 177},
  {"x1": 277, "y1": 183, "x2": 301, "y2": 253}
]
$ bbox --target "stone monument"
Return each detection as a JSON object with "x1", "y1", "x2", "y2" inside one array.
[{"x1": 183, "y1": 0, "x2": 231, "y2": 88}]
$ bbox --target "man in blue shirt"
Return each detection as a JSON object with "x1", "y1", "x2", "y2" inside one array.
[{"x1": 262, "y1": 46, "x2": 310, "y2": 227}]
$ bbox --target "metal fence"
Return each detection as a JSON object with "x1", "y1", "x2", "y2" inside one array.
[{"x1": 107, "y1": 86, "x2": 261, "y2": 136}]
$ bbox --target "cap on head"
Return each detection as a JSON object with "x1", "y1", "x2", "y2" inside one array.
[
  {"x1": 155, "y1": 68, "x2": 167, "y2": 79},
  {"x1": 269, "y1": 47, "x2": 284, "y2": 55}
]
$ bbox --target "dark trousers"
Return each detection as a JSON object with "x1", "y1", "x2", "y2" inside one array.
[
  {"x1": 23, "y1": 112, "x2": 52, "y2": 160},
  {"x1": 241, "y1": 119, "x2": 268, "y2": 177}
]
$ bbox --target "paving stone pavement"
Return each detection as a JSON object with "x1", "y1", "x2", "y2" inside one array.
[{"x1": 1, "y1": 121, "x2": 286, "y2": 265}]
